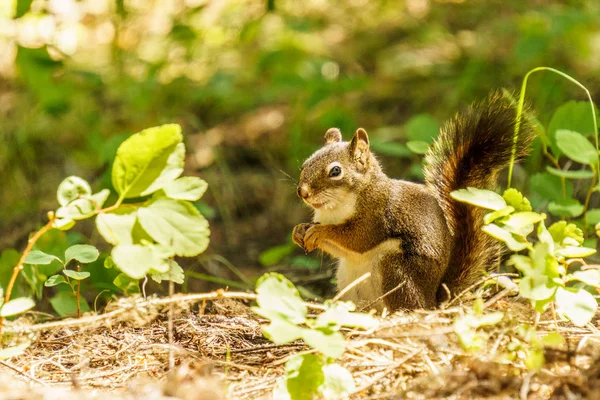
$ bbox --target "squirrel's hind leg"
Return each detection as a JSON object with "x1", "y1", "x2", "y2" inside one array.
[{"x1": 378, "y1": 253, "x2": 442, "y2": 310}]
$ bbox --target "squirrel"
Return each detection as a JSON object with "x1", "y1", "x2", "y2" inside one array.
[{"x1": 292, "y1": 92, "x2": 535, "y2": 311}]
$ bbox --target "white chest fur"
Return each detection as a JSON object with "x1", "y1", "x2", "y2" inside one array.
[
  {"x1": 335, "y1": 239, "x2": 401, "y2": 311},
  {"x1": 313, "y1": 191, "x2": 357, "y2": 224}
]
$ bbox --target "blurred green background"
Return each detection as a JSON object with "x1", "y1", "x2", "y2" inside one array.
[{"x1": 1, "y1": 0, "x2": 600, "y2": 306}]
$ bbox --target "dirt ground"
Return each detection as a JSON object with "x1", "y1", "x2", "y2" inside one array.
[{"x1": 1, "y1": 289, "x2": 600, "y2": 400}]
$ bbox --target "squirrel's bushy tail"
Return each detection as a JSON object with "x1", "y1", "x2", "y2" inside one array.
[{"x1": 423, "y1": 91, "x2": 535, "y2": 302}]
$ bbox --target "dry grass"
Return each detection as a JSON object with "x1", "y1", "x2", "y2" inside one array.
[{"x1": 1, "y1": 289, "x2": 600, "y2": 400}]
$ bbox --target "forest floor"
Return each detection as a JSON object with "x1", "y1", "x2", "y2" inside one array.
[{"x1": 1, "y1": 290, "x2": 600, "y2": 400}]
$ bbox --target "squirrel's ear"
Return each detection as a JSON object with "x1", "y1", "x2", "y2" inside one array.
[
  {"x1": 350, "y1": 128, "x2": 370, "y2": 167},
  {"x1": 324, "y1": 128, "x2": 342, "y2": 145}
]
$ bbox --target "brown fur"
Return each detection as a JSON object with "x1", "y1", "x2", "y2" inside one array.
[{"x1": 293, "y1": 92, "x2": 535, "y2": 311}]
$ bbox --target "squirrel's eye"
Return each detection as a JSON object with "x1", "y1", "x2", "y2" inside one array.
[{"x1": 329, "y1": 166, "x2": 342, "y2": 177}]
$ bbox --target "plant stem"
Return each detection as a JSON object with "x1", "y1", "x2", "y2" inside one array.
[
  {"x1": 582, "y1": 168, "x2": 598, "y2": 235},
  {"x1": 508, "y1": 66, "x2": 599, "y2": 189},
  {"x1": 0, "y1": 218, "x2": 55, "y2": 333},
  {"x1": 76, "y1": 265, "x2": 81, "y2": 318}
]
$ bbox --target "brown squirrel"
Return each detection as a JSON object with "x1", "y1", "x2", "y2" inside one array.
[{"x1": 292, "y1": 92, "x2": 535, "y2": 311}]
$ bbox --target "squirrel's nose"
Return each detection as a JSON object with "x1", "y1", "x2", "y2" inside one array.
[{"x1": 297, "y1": 185, "x2": 310, "y2": 199}]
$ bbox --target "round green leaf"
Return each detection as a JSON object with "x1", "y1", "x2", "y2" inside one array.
[
  {"x1": 405, "y1": 114, "x2": 439, "y2": 142},
  {"x1": 55, "y1": 198, "x2": 96, "y2": 220},
  {"x1": 546, "y1": 166, "x2": 595, "y2": 180},
  {"x1": 406, "y1": 140, "x2": 430, "y2": 155},
  {"x1": 555, "y1": 246, "x2": 596, "y2": 258},
  {"x1": 151, "y1": 260, "x2": 185, "y2": 284},
  {"x1": 24, "y1": 250, "x2": 61, "y2": 265},
  {"x1": 65, "y1": 244, "x2": 99, "y2": 265},
  {"x1": 284, "y1": 354, "x2": 325, "y2": 400},
  {"x1": 253, "y1": 273, "x2": 307, "y2": 325},
  {"x1": 555, "y1": 130, "x2": 598, "y2": 165},
  {"x1": 57, "y1": 176, "x2": 92, "y2": 206},
  {"x1": 63, "y1": 270, "x2": 91, "y2": 280},
  {"x1": 548, "y1": 199, "x2": 585, "y2": 218},
  {"x1": 482, "y1": 224, "x2": 529, "y2": 251},
  {"x1": 44, "y1": 274, "x2": 67, "y2": 287},
  {"x1": 556, "y1": 287, "x2": 598, "y2": 327},
  {"x1": 95, "y1": 207, "x2": 139, "y2": 246},
  {"x1": 163, "y1": 177, "x2": 208, "y2": 201},
  {"x1": 111, "y1": 244, "x2": 169, "y2": 279},
  {"x1": 112, "y1": 124, "x2": 184, "y2": 199},
  {"x1": 450, "y1": 187, "x2": 507, "y2": 211},
  {"x1": 137, "y1": 198, "x2": 210, "y2": 257},
  {"x1": 0, "y1": 297, "x2": 35, "y2": 317},
  {"x1": 586, "y1": 209, "x2": 600, "y2": 225},
  {"x1": 320, "y1": 364, "x2": 356, "y2": 399}
]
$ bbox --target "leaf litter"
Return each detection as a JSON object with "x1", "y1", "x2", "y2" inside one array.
[{"x1": 1, "y1": 287, "x2": 600, "y2": 399}]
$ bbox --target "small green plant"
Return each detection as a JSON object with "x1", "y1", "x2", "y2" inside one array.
[
  {"x1": 504, "y1": 325, "x2": 565, "y2": 371},
  {"x1": 0, "y1": 124, "x2": 210, "y2": 332},
  {"x1": 453, "y1": 298, "x2": 504, "y2": 351},
  {"x1": 36, "y1": 244, "x2": 100, "y2": 317},
  {"x1": 252, "y1": 273, "x2": 377, "y2": 400},
  {"x1": 452, "y1": 187, "x2": 599, "y2": 326}
]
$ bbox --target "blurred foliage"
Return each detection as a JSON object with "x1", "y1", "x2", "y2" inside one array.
[{"x1": 1, "y1": 0, "x2": 600, "y2": 299}]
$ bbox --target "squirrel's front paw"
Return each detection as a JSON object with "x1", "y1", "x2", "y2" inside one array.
[
  {"x1": 303, "y1": 225, "x2": 325, "y2": 253},
  {"x1": 292, "y1": 223, "x2": 314, "y2": 249}
]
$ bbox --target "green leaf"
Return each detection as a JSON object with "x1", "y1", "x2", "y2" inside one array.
[
  {"x1": 548, "y1": 101, "x2": 599, "y2": 156},
  {"x1": 163, "y1": 177, "x2": 208, "y2": 201},
  {"x1": 369, "y1": 141, "x2": 411, "y2": 158},
  {"x1": 483, "y1": 206, "x2": 515, "y2": 225},
  {"x1": 112, "y1": 124, "x2": 185, "y2": 199},
  {"x1": 284, "y1": 354, "x2": 325, "y2": 400},
  {"x1": 63, "y1": 270, "x2": 90, "y2": 280},
  {"x1": 151, "y1": 260, "x2": 185, "y2": 284},
  {"x1": 548, "y1": 221, "x2": 584, "y2": 245},
  {"x1": 320, "y1": 364, "x2": 356, "y2": 399},
  {"x1": 555, "y1": 130, "x2": 598, "y2": 165},
  {"x1": 44, "y1": 274, "x2": 67, "y2": 287},
  {"x1": 548, "y1": 199, "x2": 585, "y2": 218},
  {"x1": 254, "y1": 273, "x2": 307, "y2": 325},
  {"x1": 530, "y1": 172, "x2": 572, "y2": 202},
  {"x1": 113, "y1": 273, "x2": 140, "y2": 294},
  {"x1": 96, "y1": 207, "x2": 138, "y2": 245},
  {"x1": 503, "y1": 188, "x2": 533, "y2": 212},
  {"x1": 111, "y1": 244, "x2": 170, "y2": 279},
  {"x1": 406, "y1": 140, "x2": 430, "y2": 155},
  {"x1": 259, "y1": 244, "x2": 295, "y2": 267},
  {"x1": 586, "y1": 209, "x2": 600, "y2": 225},
  {"x1": 90, "y1": 189, "x2": 111, "y2": 209},
  {"x1": 482, "y1": 224, "x2": 529, "y2": 251},
  {"x1": 555, "y1": 247, "x2": 596, "y2": 258},
  {"x1": 260, "y1": 317, "x2": 305, "y2": 344},
  {"x1": 24, "y1": 250, "x2": 61, "y2": 265},
  {"x1": 65, "y1": 244, "x2": 99, "y2": 265},
  {"x1": 406, "y1": 114, "x2": 439, "y2": 142},
  {"x1": 0, "y1": 343, "x2": 30, "y2": 360},
  {"x1": 0, "y1": 297, "x2": 35, "y2": 317},
  {"x1": 55, "y1": 198, "x2": 96, "y2": 220},
  {"x1": 315, "y1": 301, "x2": 378, "y2": 331},
  {"x1": 556, "y1": 287, "x2": 598, "y2": 327},
  {"x1": 49, "y1": 291, "x2": 90, "y2": 317},
  {"x1": 57, "y1": 176, "x2": 92, "y2": 206},
  {"x1": 525, "y1": 347, "x2": 545, "y2": 371},
  {"x1": 541, "y1": 332, "x2": 565, "y2": 347},
  {"x1": 137, "y1": 198, "x2": 210, "y2": 257},
  {"x1": 571, "y1": 270, "x2": 600, "y2": 287},
  {"x1": 450, "y1": 187, "x2": 507, "y2": 211},
  {"x1": 301, "y1": 329, "x2": 345, "y2": 358},
  {"x1": 503, "y1": 212, "x2": 545, "y2": 232},
  {"x1": 52, "y1": 217, "x2": 75, "y2": 231},
  {"x1": 546, "y1": 166, "x2": 595, "y2": 180}
]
